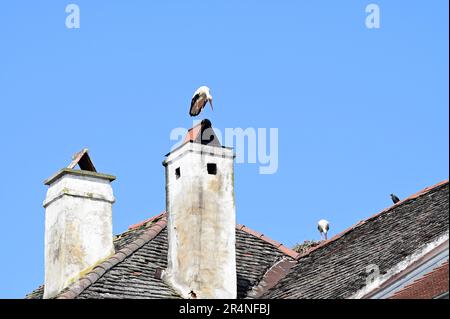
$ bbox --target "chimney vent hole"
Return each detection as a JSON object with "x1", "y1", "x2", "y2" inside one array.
[{"x1": 207, "y1": 163, "x2": 217, "y2": 175}]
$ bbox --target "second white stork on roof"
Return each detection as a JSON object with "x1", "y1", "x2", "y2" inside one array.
[
  {"x1": 190, "y1": 86, "x2": 213, "y2": 117},
  {"x1": 317, "y1": 219, "x2": 330, "y2": 241}
]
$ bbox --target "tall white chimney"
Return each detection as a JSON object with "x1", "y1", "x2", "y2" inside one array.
[
  {"x1": 162, "y1": 120, "x2": 237, "y2": 299},
  {"x1": 43, "y1": 149, "x2": 115, "y2": 299}
]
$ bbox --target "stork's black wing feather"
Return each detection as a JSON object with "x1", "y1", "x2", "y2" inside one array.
[
  {"x1": 191, "y1": 94, "x2": 200, "y2": 108},
  {"x1": 189, "y1": 93, "x2": 206, "y2": 116}
]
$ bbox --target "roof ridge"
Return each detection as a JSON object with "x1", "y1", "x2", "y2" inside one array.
[
  {"x1": 56, "y1": 217, "x2": 168, "y2": 299},
  {"x1": 296, "y1": 180, "x2": 449, "y2": 260},
  {"x1": 128, "y1": 211, "x2": 166, "y2": 230},
  {"x1": 236, "y1": 224, "x2": 300, "y2": 259},
  {"x1": 247, "y1": 258, "x2": 297, "y2": 298}
]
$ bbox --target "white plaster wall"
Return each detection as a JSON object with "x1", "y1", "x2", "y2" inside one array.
[
  {"x1": 163, "y1": 143, "x2": 237, "y2": 299},
  {"x1": 43, "y1": 173, "x2": 115, "y2": 299}
]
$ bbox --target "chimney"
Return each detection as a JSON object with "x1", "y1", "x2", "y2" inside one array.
[
  {"x1": 43, "y1": 149, "x2": 116, "y2": 299},
  {"x1": 162, "y1": 120, "x2": 237, "y2": 299}
]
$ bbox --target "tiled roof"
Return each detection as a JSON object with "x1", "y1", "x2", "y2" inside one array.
[
  {"x1": 361, "y1": 238, "x2": 448, "y2": 298},
  {"x1": 261, "y1": 180, "x2": 449, "y2": 299},
  {"x1": 235, "y1": 225, "x2": 295, "y2": 297},
  {"x1": 26, "y1": 214, "x2": 295, "y2": 299},
  {"x1": 390, "y1": 261, "x2": 449, "y2": 299},
  {"x1": 74, "y1": 218, "x2": 180, "y2": 299},
  {"x1": 26, "y1": 180, "x2": 449, "y2": 299}
]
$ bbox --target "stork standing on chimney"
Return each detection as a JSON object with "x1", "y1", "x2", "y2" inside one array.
[{"x1": 190, "y1": 86, "x2": 213, "y2": 117}]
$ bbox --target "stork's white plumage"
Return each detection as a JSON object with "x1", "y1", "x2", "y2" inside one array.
[
  {"x1": 190, "y1": 86, "x2": 213, "y2": 117},
  {"x1": 317, "y1": 219, "x2": 330, "y2": 240}
]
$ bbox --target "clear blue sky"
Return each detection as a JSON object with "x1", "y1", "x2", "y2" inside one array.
[{"x1": 0, "y1": 1, "x2": 448, "y2": 298}]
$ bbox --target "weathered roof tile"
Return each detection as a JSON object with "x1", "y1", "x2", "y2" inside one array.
[
  {"x1": 26, "y1": 181, "x2": 449, "y2": 299},
  {"x1": 27, "y1": 215, "x2": 293, "y2": 299},
  {"x1": 261, "y1": 181, "x2": 449, "y2": 299}
]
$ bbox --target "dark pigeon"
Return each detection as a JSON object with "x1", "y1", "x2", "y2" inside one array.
[{"x1": 390, "y1": 193, "x2": 400, "y2": 204}]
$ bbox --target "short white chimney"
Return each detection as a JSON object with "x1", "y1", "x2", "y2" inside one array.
[
  {"x1": 162, "y1": 120, "x2": 237, "y2": 299},
  {"x1": 43, "y1": 149, "x2": 116, "y2": 299}
]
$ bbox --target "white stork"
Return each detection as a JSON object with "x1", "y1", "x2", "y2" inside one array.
[
  {"x1": 190, "y1": 86, "x2": 213, "y2": 117},
  {"x1": 317, "y1": 219, "x2": 330, "y2": 241}
]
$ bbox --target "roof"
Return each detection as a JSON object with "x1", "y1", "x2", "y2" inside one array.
[
  {"x1": 27, "y1": 180, "x2": 449, "y2": 299},
  {"x1": 363, "y1": 237, "x2": 448, "y2": 298},
  {"x1": 390, "y1": 261, "x2": 449, "y2": 299},
  {"x1": 261, "y1": 180, "x2": 449, "y2": 299},
  {"x1": 26, "y1": 214, "x2": 297, "y2": 299}
]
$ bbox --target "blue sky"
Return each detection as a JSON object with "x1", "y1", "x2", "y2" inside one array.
[{"x1": 0, "y1": 1, "x2": 448, "y2": 298}]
